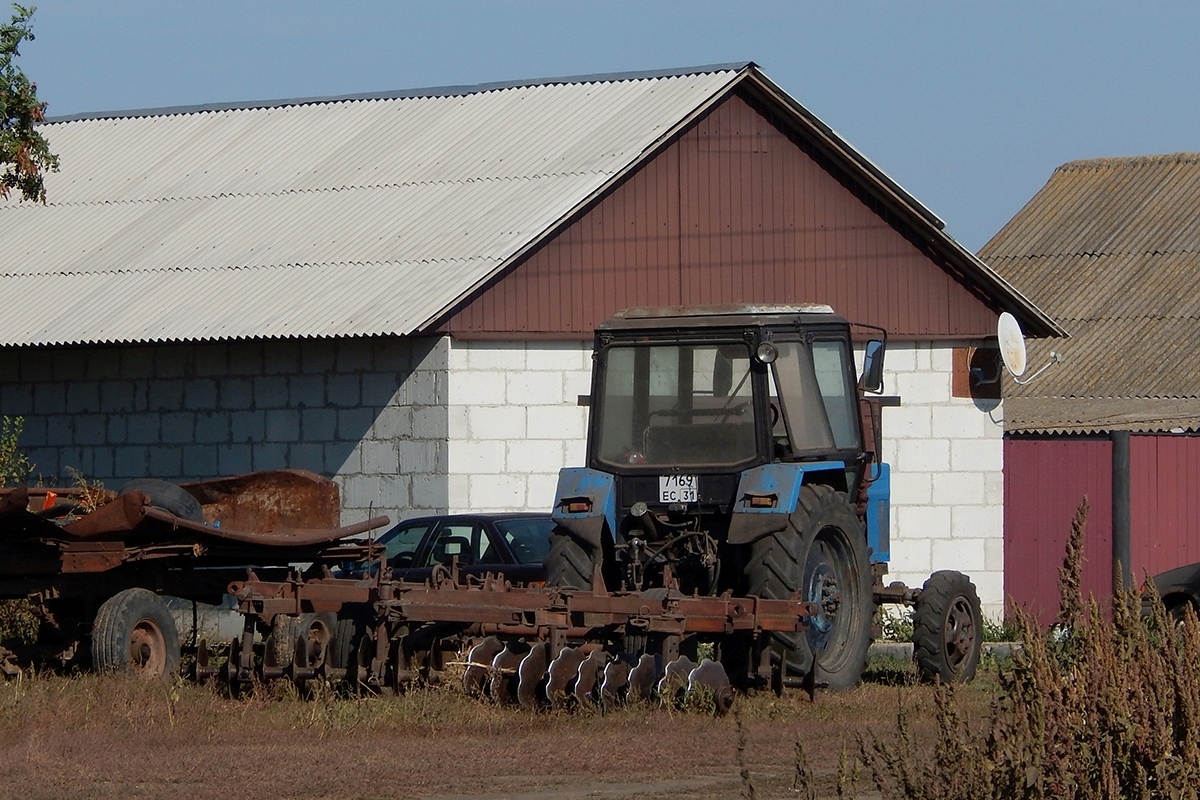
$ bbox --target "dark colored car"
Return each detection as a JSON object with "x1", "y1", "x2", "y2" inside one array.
[
  {"x1": 1145, "y1": 561, "x2": 1200, "y2": 622},
  {"x1": 364, "y1": 513, "x2": 554, "y2": 585}
]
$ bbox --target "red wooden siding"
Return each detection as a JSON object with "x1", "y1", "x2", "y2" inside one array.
[
  {"x1": 1004, "y1": 434, "x2": 1200, "y2": 622},
  {"x1": 442, "y1": 91, "x2": 1000, "y2": 339}
]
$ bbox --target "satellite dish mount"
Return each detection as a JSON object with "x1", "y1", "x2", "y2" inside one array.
[{"x1": 997, "y1": 312, "x2": 1061, "y2": 385}]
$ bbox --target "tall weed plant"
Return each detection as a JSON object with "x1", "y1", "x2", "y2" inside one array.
[
  {"x1": 1, "y1": 415, "x2": 30, "y2": 486},
  {"x1": 860, "y1": 498, "x2": 1200, "y2": 799}
]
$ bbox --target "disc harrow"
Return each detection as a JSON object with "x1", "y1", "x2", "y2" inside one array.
[{"x1": 206, "y1": 563, "x2": 820, "y2": 713}]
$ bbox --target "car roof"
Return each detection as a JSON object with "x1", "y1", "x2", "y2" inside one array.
[{"x1": 392, "y1": 512, "x2": 553, "y2": 525}]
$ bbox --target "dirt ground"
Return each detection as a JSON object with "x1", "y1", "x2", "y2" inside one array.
[{"x1": 0, "y1": 660, "x2": 994, "y2": 800}]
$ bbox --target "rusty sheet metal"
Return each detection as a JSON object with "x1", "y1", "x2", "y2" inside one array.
[{"x1": 182, "y1": 469, "x2": 340, "y2": 532}]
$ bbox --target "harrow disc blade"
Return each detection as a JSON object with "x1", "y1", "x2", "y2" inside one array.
[
  {"x1": 627, "y1": 653, "x2": 659, "y2": 705},
  {"x1": 574, "y1": 649, "x2": 609, "y2": 707},
  {"x1": 517, "y1": 643, "x2": 550, "y2": 708},
  {"x1": 658, "y1": 655, "x2": 697, "y2": 706},
  {"x1": 600, "y1": 656, "x2": 633, "y2": 709},
  {"x1": 463, "y1": 636, "x2": 504, "y2": 697},
  {"x1": 489, "y1": 641, "x2": 529, "y2": 704},
  {"x1": 546, "y1": 647, "x2": 586, "y2": 708},
  {"x1": 687, "y1": 658, "x2": 734, "y2": 714}
]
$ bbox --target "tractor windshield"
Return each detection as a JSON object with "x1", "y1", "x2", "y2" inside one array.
[{"x1": 593, "y1": 342, "x2": 760, "y2": 468}]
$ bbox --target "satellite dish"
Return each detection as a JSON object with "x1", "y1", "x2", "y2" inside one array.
[{"x1": 997, "y1": 312, "x2": 1027, "y2": 377}]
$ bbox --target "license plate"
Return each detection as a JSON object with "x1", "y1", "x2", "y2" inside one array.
[{"x1": 659, "y1": 475, "x2": 698, "y2": 503}]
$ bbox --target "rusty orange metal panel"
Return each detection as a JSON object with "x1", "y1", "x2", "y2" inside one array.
[
  {"x1": 1003, "y1": 436, "x2": 1114, "y2": 624},
  {"x1": 443, "y1": 92, "x2": 999, "y2": 340}
]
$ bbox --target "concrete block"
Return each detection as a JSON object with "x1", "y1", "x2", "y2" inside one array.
[
  {"x1": 951, "y1": 505, "x2": 1003, "y2": 539},
  {"x1": 890, "y1": 470, "x2": 932, "y2": 506},
  {"x1": 265, "y1": 409, "x2": 300, "y2": 442},
  {"x1": 336, "y1": 340, "x2": 375, "y2": 373},
  {"x1": 469, "y1": 473, "x2": 525, "y2": 510},
  {"x1": 26, "y1": 447, "x2": 57, "y2": 481},
  {"x1": 468, "y1": 405, "x2": 526, "y2": 439},
  {"x1": 192, "y1": 343, "x2": 228, "y2": 377},
  {"x1": 362, "y1": 439, "x2": 399, "y2": 474},
  {"x1": 984, "y1": 536, "x2": 1004, "y2": 572},
  {"x1": 562, "y1": 370, "x2": 592, "y2": 403},
  {"x1": 147, "y1": 380, "x2": 183, "y2": 412},
  {"x1": 451, "y1": 440, "x2": 505, "y2": 473},
  {"x1": 217, "y1": 445, "x2": 253, "y2": 476},
  {"x1": 1, "y1": 382, "x2": 33, "y2": 414},
  {"x1": 895, "y1": 438, "x2": 950, "y2": 473},
  {"x1": 33, "y1": 383, "x2": 66, "y2": 415},
  {"x1": 525, "y1": 406, "x2": 587, "y2": 440},
  {"x1": 506, "y1": 371, "x2": 563, "y2": 406},
  {"x1": 148, "y1": 447, "x2": 183, "y2": 478},
  {"x1": 92, "y1": 447, "x2": 114, "y2": 480},
  {"x1": 288, "y1": 374, "x2": 326, "y2": 409},
  {"x1": 886, "y1": 538, "x2": 932, "y2": 577},
  {"x1": 301, "y1": 340, "x2": 338, "y2": 373},
  {"x1": 882, "y1": 344, "x2": 917, "y2": 373},
  {"x1": 107, "y1": 415, "x2": 128, "y2": 444},
  {"x1": 252, "y1": 376, "x2": 288, "y2": 409},
  {"x1": 184, "y1": 379, "x2": 218, "y2": 411},
  {"x1": 507, "y1": 439, "x2": 563, "y2": 473},
  {"x1": 526, "y1": 472, "x2": 560, "y2": 510},
  {"x1": 216, "y1": 378, "x2": 253, "y2": 411},
  {"x1": 195, "y1": 412, "x2": 230, "y2": 445},
  {"x1": 153, "y1": 347, "x2": 187, "y2": 379},
  {"x1": 265, "y1": 339, "x2": 301, "y2": 376},
  {"x1": 127, "y1": 413, "x2": 162, "y2": 446},
  {"x1": 896, "y1": 504, "x2": 953, "y2": 539},
  {"x1": 160, "y1": 412, "x2": 194, "y2": 444},
  {"x1": 97, "y1": 381, "x2": 134, "y2": 413},
  {"x1": 563, "y1": 439, "x2": 586, "y2": 467},
  {"x1": 84, "y1": 347, "x2": 122, "y2": 381},
  {"x1": 373, "y1": 338, "x2": 413, "y2": 374},
  {"x1": 362, "y1": 373, "x2": 402, "y2": 407},
  {"x1": 445, "y1": 406, "x2": 468, "y2": 439},
  {"x1": 465, "y1": 341, "x2": 526, "y2": 371},
  {"x1": 894, "y1": 371, "x2": 951, "y2": 405},
  {"x1": 412, "y1": 371, "x2": 445, "y2": 406},
  {"x1": 415, "y1": 473, "x2": 453, "y2": 512},
  {"x1": 397, "y1": 440, "x2": 436, "y2": 474},
  {"x1": 120, "y1": 348, "x2": 155, "y2": 380},
  {"x1": 412, "y1": 406, "x2": 449, "y2": 439},
  {"x1": 287, "y1": 443, "x2": 325, "y2": 473},
  {"x1": 931, "y1": 538, "x2": 988, "y2": 573},
  {"x1": 526, "y1": 343, "x2": 587, "y2": 372},
  {"x1": 372, "y1": 406, "x2": 412, "y2": 440},
  {"x1": 328, "y1": 442, "x2": 360, "y2": 475},
  {"x1": 951, "y1": 438, "x2": 1002, "y2": 472},
  {"x1": 181, "y1": 445, "x2": 218, "y2": 478},
  {"x1": 984, "y1": 471, "x2": 1003, "y2": 506},
  {"x1": 966, "y1": 571, "x2": 1003, "y2": 613},
  {"x1": 881, "y1": 405, "x2": 931, "y2": 439},
  {"x1": 448, "y1": 371, "x2": 504, "y2": 406},
  {"x1": 230, "y1": 410, "x2": 266, "y2": 443},
  {"x1": 342, "y1": 474, "x2": 380, "y2": 510},
  {"x1": 66, "y1": 382, "x2": 101, "y2": 413},
  {"x1": 228, "y1": 342, "x2": 264, "y2": 376},
  {"x1": 114, "y1": 446, "x2": 148, "y2": 478},
  {"x1": 932, "y1": 405, "x2": 991, "y2": 439},
  {"x1": 252, "y1": 442, "x2": 288, "y2": 471},
  {"x1": 932, "y1": 472, "x2": 986, "y2": 505},
  {"x1": 302, "y1": 408, "x2": 338, "y2": 441},
  {"x1": 337, "y1": 407, "x2": 376, "y2": 440}
]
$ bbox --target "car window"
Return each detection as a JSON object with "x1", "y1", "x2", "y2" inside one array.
[
  {"x1": 494, "y1": 518, "x2": 554, "y2": 565},
  {"x1": 423, "y1": 523, "x2": 488, "y2": 567},
  {"x1": 376, "y1": 521, "x2": 432, "y2": 569}
]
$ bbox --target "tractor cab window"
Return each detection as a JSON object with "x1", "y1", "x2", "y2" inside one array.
[
  {"x1": 595, "y1": 342, "x2": 759, "y2": 468},
  {"x1": 770, "y1": 341, "x2": 835, "y2": 455},
  {"x1": 811, "y1": 339, "x2": 860, "y2": 450}
]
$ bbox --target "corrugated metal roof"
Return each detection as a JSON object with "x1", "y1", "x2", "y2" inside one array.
[
  {"x1": 981, "y1": 153, "x2": 1200, "y2": 434},
  {"x1": 0, "y1": 62, "x2": 1060, "y2": 347},
  {"x1": 0, "y1": 68, "x2": 744, "y2": 345}
]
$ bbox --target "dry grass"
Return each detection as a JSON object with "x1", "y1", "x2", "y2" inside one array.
[{"x1": 0, "y1": 661, "x2": 996, "y2": 799}]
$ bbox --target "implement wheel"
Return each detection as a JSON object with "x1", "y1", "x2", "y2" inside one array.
[
  {"x1": 545, "y1": 528, "x2": 594, "y2": 590},
  {"x1": 744, "y1": 484, "x2": 872, "y2": 690},
  {"x1": 91, "y1": 588, "x2": 181, "y2": 679},
  {"x1": 913, "y1": 570, "x2": 983, "y2": 683}
]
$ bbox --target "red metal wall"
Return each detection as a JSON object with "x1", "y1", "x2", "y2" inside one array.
[
  {"x1": 1004, "y1": 434, "x2": 1200, "y2": 622},
  {"x1": 442, "y1": 91, "x2": 1000, "y2": 340},
  {"x1": 1003, "y1": 437, "x2": 1113, "y2": 624}
]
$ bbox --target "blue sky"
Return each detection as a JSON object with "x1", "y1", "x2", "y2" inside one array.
[{"x1": 17, "y1": 1, "x2": 1200, "y2": 251}]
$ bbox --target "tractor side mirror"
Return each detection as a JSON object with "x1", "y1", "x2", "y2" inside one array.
[{"x1": 859, "y1": 339, "x2": 885, "y2": 394}]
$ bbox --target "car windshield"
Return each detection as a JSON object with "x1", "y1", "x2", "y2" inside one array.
[
  {"x1": 494, "y1": 518, "x2": 554, "y2": 565},
  {"x1": 593, "y1": 342, "x2": 759, "y2": 468}
]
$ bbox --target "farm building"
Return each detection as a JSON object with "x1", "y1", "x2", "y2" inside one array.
[
  {"x1": 0, "y1": 63, "x2": 1059, "y2": 617},
  {"x1": 981, "y1": 152, "x2": 1200, "y2": 619}
]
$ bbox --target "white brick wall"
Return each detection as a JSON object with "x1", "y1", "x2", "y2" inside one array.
[
  {"x1": 880, "y1": 341, "x2": 1005, "y2": 619},
  {"x1": 446, "y1": 340, "x2": 590, "y2": 513}
]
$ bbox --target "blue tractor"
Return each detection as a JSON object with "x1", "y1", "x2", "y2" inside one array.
[{"x1": 547, "y1": 305, "x2": 982, "y2": 690}]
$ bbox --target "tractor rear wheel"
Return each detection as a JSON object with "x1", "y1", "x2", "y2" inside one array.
[
  {"x1": 913, "y1": 570, "x2": 983, "y2": 683},
  {"x1": 744, "y1": 484, "x2": 872, "y2": 690},
  {"x1": 545, "y1": 529, "x2": 594, "y2": 590}
]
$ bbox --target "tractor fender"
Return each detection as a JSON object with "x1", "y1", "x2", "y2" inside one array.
[
  {"x1": 550, "y1": 467, "x2": 616, "y2": 550},
  {"x1": 727, "y1": 462, "x2": 846, "y2": 545}
]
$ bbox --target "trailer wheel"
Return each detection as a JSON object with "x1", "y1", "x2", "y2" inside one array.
[
  {"x1": 545, "y1": 529, "x2": 594, "y2": 590},
  {"x1": 913, "y1": 570, "x2": 983, "y2": 683},
  {"x1": 91, "y1": 588, "x2": 181, "y2": 679},
  {"x1": 294, "y1": 612, "x2": 355, "y2": 670},
  {"x1": 744, "y1": 484, "x2": 872, "y2": 691},
  {"x1": 118, "y1": 479, "x2": 203, "y2": 523}
]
